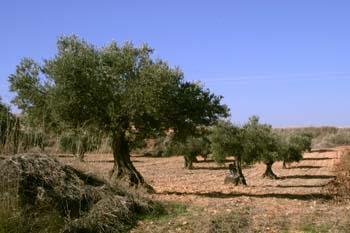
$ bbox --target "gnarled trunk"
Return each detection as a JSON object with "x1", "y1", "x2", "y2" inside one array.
[
  {"x1": 110, "y1": 131, "x2": 154, "y2": 192},
  {"x1": 184, "y1": 155, "x2": 194, "y2": 169},
  {"x1": 263, "y1": 161, "x2": 278, "y2": 179},
  {"x1": 283, "y1": 161, "x2": 287, "y2": 169},
  {"x1": 236, "y1": 159, "x2": 247, "y2": 185}
]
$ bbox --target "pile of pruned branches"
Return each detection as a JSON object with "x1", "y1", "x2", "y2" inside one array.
[{"x1": 0, "y1": 153, "x2": 159, "y2": 233}]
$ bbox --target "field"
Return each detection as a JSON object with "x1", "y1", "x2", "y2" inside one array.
[{"x1": 58, "y1": 147, "x2": 350, "y2": 232}]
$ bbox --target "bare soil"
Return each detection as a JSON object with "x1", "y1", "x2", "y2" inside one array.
[{"x1": 58, "y1": 147, "x2": 350, "y2": 232}]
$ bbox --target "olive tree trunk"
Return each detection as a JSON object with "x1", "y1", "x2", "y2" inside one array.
[
  {"x1": 184, "y1": 155, "x2": 194, "y2": 169},
  {"x1": 263, "y1": 161, "x2": 278, "y2": 179},
  {"x1": 110, "y1": 131, "x2": 154, "y2": 192},
  {"x1": 236, "y1": 159, "x2": 247, "y2": 185}
]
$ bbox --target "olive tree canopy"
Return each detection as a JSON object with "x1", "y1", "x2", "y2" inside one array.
[{"x1": 9, "y1": 35, "x2": 228, "y2": 190}]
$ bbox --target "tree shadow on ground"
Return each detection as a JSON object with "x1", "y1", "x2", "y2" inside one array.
[
  {"x1": 195, "y1": 159, "x2": 235, "y2": 164},
  {"x1": 264, "y1": 184, "x2": 326, "y2": 188},
  {"x1": 86, "y1": 160, "x2": 114, "y2": 163},
  {"x1": 195, "y1": 159, "x2": 215, "y2": 163},
  {"x1": 302, "y1": 157, "x2": 333, "y2": 161},
  {"x1": 159, "y1": 191, "x2": 332, "y2": 201},
  {"x1": 310, "y1": 149, "x2": 334, "y2": 153},
  {"x1": 57, "y1": 154, "x2": 74, "y2": 158},
  {"x1": 280, "y1": 175, "x2": 335, "y2": 180},
  {"x1": 289, "y1": 165, "x2": 322, "y2": 169},
  {"x1": 86, "y1": 159, "x2": 143, "y2": 163},
  {"x1": 191, "y1": 166, "x2": 227, "y2": 171}
]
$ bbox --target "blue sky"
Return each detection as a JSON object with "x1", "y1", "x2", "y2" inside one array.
[{"x1": 1, "y1": 0, "x2": 350, "y2": 127}]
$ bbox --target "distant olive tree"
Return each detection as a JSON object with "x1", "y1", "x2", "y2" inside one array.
[
  {"x1": 210, "y1": 116, "x2": 299, "y2": 183},
  {"x1": 163, "y1": 133, "x2": 211, "y2": 169},
  {"x1": 210, "y1": 120, "x2": 249, "y2": 185},
  {"x1": 281, "y1": 133, "x2": 311, "y2": 168}
]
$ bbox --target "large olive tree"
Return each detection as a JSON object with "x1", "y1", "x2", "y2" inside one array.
[{"x1": 9, "y1": 35, "x2": 228, "y2": 190}]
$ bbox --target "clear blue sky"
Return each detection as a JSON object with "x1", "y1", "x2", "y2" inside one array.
[{"x1": 1, "y1": 0, "x2": 350, "y2": 127}]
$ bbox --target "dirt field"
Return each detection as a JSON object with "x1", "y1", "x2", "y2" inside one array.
[{"x1": 59, "y1": 147, "x2": 350, "y2": 232}]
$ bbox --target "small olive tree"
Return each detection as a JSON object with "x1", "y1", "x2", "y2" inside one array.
[
  {"x1": 242, "y1": 117, "x2": 282, "y2": 179},
  {"x1": 210, "y1": 120, "x2": 249, "y2": 185},
  {"x1": 163, "y1": 133, "x2": 211, "y2": 169},
  {"x1": 281, "y1": 133, "x2": 311, "y2": 168}
]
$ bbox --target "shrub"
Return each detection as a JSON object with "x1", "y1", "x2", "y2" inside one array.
[
  {"x1": 326, "y1": 149, "x2": 350, "y2": 202},
  {"x1": 316, "y1": 130, "x2": 350, "y2": 148}
]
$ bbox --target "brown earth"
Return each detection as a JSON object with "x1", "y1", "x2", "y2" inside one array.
[{"x1": 58, "y1": 147, "x2": 350, "y2": 232}]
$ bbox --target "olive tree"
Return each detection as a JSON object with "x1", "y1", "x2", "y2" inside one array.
[
  {"x1": 242, "y1": 116, "x2": 284, "y2": 179},
  {"x1": 210, "y1": 120, "x2": 248, "y2": 185},
  {"x1": 9, "y1": 35, "x2": 228, "y2": 190},
  {"x1": 163, "y1": 133, "x2": 211, "y2": 169},
  {"x1": 281, "y1": 133, "x2": 310, "y2": 168},
  {"x1": 210, "y1": 116, "x2": 290, "y2": 183}
]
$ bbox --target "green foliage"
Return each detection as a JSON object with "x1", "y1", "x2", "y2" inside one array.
[
  {"x1": 209, "y1": 120, "x2": 243, "y2": 163},
  {"x1": 164, "y1": 134, "x2": 211, "y2": 168},
  {"x1": 278, "y1": 133, "x2": 311, "y2": 164},
  {"x1": 210, "y1": 116, "x2": 281, "y2": 164},
  {"x1": 242, "y1": 116, "x2": 282, "y2": 164},
  {"x1": 165, "y1": 135, "x2": 211, "y2": 156},
  {"x1": 289, "y1": 133, "x2": 313, "y2": 152},
  {"x1": 8, "y1": 59, "x2": 55, "y2": 132},
  {"x1": 210, "y1": 116, "x2": 308, "y2": 180}
]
